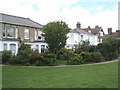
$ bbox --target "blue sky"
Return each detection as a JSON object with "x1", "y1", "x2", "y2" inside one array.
[{"x1": 0, "y1": 0, "x2": 118, "y2": 33}]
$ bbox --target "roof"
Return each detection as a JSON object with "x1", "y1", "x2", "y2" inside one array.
[
  {"x1": 106, "y1": 32, "x2": 120, "y2": 37},
  {"x1": 81, "y1": 26, "x2": 105, "y2": 35},
  {"x1": 0, "y1": 13, "x2": 43, "y2": 28},
  {"x1": 70, "y1": 28, "x2": 96, "y2": 36}
]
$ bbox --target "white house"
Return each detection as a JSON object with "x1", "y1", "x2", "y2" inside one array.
[{"x1": 66, "y1": 22, "x2": 101, "y2": 49}]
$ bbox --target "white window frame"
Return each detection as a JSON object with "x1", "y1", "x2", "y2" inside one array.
[
  {"x1": 15, "y1": 28, "x2": 18, "y2": 39},
  {"x1": 3, "y1": 43, "x2": 7, "y2": 50},
  {"x1": 24, "y1": 29, "x2": 29, "y2": 39},
  {"x1": 41, "y1": 45, "x2": 45, "y2": 53},
  {"x1": 36, "y1": 45, "x2": 39, "y2": 51},
  {"x1": 10, "y1": 44, "x2": 16, "y2": 55}
]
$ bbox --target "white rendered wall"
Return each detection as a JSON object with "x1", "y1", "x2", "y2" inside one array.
[
  {"x1": 66, "y1": 32, "x2": 99, "y2": 49},
  {"x1": 0, "y1": 40, "x2": 19, "y2": 55}
]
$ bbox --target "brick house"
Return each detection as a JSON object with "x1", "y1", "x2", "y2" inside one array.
[{"x1": 0, "y1": 13, "x2": 47, "y2": 55}]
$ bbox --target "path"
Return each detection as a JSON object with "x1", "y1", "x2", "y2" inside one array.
[
  {"x1": 21, "y1": 59, "x2": 119, "y2": 68},
  {"x1": 0, "y1": 59, "x2": 119, "y2": 68}
]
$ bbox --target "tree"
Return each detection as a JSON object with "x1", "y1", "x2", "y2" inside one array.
[{"x1": 42, "y1": 21, "x2": 70, "y2": 54}]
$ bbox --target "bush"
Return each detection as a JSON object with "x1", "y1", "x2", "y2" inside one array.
[
  {"x1": 67, "y1": 54, "x2": 82, "y2": 65},
  {"x1": 67, "y1": 52, "x2": 104, "y2": 65},
  {"x1": 2, "y1": 50, "x2": 12, "y2": 64},
  {"x1": 90, "y1": 52, "x2": 104, "y2": 63},
  {"x1": 40, "y1": 53, "x2": 56, "y2": 66},
  {"x1": 28, "y1": 52, "x2": 43, "y2": 64},
  {"x1": 9, "y1": 43, "x2": 33, "y2": 65},
  {"x1": 42, "y1": 58, "x2": 56, "y2": 66},
  {"x1": 9, "y1": 55, "x2": 28, "y2": 65},
  {"x1": 44, "y1": 53, "x2": 55, "y2": 58},
  {"x1": 57, "y1": 48, "x2": 73, "y2": 60},
  {"x1": 96, "y1": 36, "x2": 120, "y2": 61},
  {"x1": 80, "y1": 52, "x2": 92, "y2": 64},
  {"x1": 17, "y1": 43, "x2": 33, "y2": 58}
]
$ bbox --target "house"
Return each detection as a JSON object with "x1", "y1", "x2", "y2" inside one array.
[
  {"x1": 0, "y1": 13, "x2": 47, "y2": 55},
  {"x1": 66, "y1": 22, "x2": 101, "y2": 49},
  {"x1": 81, "y1": 24, "x2": 105, "y2": 43}
]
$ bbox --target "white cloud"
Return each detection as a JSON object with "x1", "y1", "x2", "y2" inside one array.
[{"x1": 0, "y1": 0, "x2": 118, "y2": 34}]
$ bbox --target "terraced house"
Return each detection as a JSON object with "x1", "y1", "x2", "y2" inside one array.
[{"x1": 0, "y1": 13, "x2": 47, "y2": 55}]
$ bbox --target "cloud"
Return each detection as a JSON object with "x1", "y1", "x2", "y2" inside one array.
[{"x1": 0, "y1": 0, "x2": 118, "y2": 34}]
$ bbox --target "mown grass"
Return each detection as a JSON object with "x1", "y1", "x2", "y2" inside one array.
[{"x1": 2, "y1": 62, "x2": 118, "y2": 88}]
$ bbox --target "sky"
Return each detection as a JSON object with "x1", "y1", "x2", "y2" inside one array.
[{"x1": 0, "y1": 0, "x2": 119, "y2": 34}]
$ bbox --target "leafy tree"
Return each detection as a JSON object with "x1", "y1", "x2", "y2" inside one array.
[{"x1": 42, "y1": 21, "x2": 70, "y2": 54}]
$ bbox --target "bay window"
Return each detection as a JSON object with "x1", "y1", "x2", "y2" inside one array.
[
  {"x1": 10, "y1": 44, "x2": 16, "y2": 55},
  {"x1": 3, "y1": 43, "x2": 7, "y2": 50}
]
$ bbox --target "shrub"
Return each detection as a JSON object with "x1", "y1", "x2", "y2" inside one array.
[
  {"x1": 44, "y1": 53, "x2": 55, "y2": 58},
  {"x1": 91, "y1": 52, "x2": 104, "y2": 63},
  {"x1": 17, "y1": 43, "x2": 33, "y2": 58},
  {"x1": 80, "y1": 52, "x2": 92, "y2": 64},
  {"x1": 67, "y1": 54, "x2": 82, "y2": 65},
  {"x1": 42, "y1": 58, "x2": 56, "y2": 66},
  {"x1": 9, "y1": 55, "x2": 28, "y2": 65},
  {"x1": 9, "y1": 43, "x2": 33, "y2": 65},
  {"x1": 28, "y1": 52, "x2": 43, "y2": 64},
  {"x1": 2, "y1": 50, "x2": 12, "y2": 64},
  {"x1": 57, "y1": 48, "x2": 73, "y2": 60},
  {"x1": 40, "y1": 53, "x2": 56, "y2": 66},
  {"x1": 96, "y1": 36, "x2": 120, "y2": 61}
]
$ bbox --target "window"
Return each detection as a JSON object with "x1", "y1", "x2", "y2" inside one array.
[
  {"x1": 3, "y1": 44, "x2": 7, "y2": 50},
  {"x1": 24, "y1": 29, "x2": 29, "y2": 39},
  {"x1": 35, "y1": 30, "x2": 42, "y2": 40},
  {"x1": 81, "y1": 35, "x2": 83, "y2": 40},
  {"x1": 10, "y1": 44, "x2": 16, "y2": 55},
  {"x1": 7, "y1": 26, "x2": 14, "y2": 38},
  {"x1": 2, "y1": 24, "x2": 6, "y2": 37},
  {"x1": 36, "y1": 45, "x2": 39, "y2": 51},
  {"x1": 41, "y1": 45, "x2": 45, "y2": 53}
]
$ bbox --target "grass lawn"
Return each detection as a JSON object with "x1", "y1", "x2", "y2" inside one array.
[{"x1": 2, "y1": 62, "x2": 118, "y2": 88}]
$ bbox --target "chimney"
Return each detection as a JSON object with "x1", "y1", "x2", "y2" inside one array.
[
  {"x1": 88, "y1": 26, "x2": 91, "y2": 28},
  {"x1": 76, "y1": 22, "x2": 81, "y2": 29},
  {"x1": 108, "y1": 28, "x2": 112, "y2": 35},
  {"x1": 95, "y1": 25, "x2": 99, "y2": 28}
]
